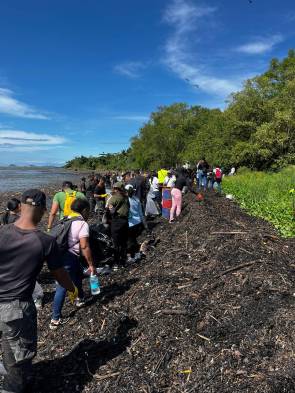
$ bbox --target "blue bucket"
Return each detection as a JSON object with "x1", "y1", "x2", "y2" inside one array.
[{"x1": 162, "y1": 207, "x2": 170, "y2": 220}]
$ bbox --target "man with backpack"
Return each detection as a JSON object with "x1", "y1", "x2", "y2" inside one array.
[
  {"x1": 0, "y1": 189, "x2": 77, "y2": 393},
  {"x1": 47, "y1": 181, "x2": 86, "y2": 231}
]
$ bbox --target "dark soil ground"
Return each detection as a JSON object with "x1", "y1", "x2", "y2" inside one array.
[{"x1": 1, "y1": 190, "x2": 295, "y2": 392}]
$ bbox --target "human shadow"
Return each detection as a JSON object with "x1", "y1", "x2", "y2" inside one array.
[
  {"x1": 32, "y1": 317, "x2": 138, "y2": 393},
  {"x1": 67, "y1": 278, "x2": 138, "y2": 317}
]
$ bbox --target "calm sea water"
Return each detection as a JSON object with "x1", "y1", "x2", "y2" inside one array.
[{"x1": 0, "y1": 168, "x2": 81, "y2": 192}]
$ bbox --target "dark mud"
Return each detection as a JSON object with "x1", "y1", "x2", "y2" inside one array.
[{"x1": 1, "y1": 190, "x2": 295, "y2": 392}]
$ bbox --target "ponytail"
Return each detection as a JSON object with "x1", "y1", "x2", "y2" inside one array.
[{"x1": 2, "y1": 198, "x2": 21, "y2": 225}]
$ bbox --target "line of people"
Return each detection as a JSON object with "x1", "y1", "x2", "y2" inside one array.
[{"x1": 0, "y1": 162, "x2": 225, "y2": 393}]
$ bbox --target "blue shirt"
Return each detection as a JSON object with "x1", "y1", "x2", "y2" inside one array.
[{"x1": 128, "y1": 196, "x2": 144, "y2": 227}]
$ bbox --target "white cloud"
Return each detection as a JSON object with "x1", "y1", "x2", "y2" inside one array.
[
  {"x1": 113, "y1": 115, "x2": 149, "y2": 122},
  {"x1": 0, "y1": 130, "x2": 65, "y2": 152},
  {"x1": 163, "y1": 0, "x2": 243, "y2": 97},
  {"x1": 113, "y1": 62, "x2": 146, "y2": 78},
  {"x1": 236, "y1": 35, "x2": 284, "y2": 55},
  {"x1": 0, "y1": 88, "x2": 49, "y2": 119}
]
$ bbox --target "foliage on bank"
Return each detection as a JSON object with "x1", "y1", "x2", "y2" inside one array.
[
  {"x1": 65, "y1": 51, "x2": 295, "y2": 171},
  {"x1": 222, "y1": 166, "x2": 295, "y2": 238}
]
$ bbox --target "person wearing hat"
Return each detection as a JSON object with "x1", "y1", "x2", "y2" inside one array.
[
  {"x1": 106, "y1": 182, "x2": 130, "y2": 270},
  {"x1": 47, "y1": 180, "x2": 86, "y2": 231},
  {"x1": 0, "y1": 189, "x2": 77, "y2": 393}
]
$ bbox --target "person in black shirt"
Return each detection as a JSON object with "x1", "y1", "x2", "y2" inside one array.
[
  {"x1": 132, "y1": 170, "x2": 149, "y2": 205},
  {"x1": 196, "y1": 158, "x2": 209, "y2": 190},
  {"x1": 86, "y1": 177, "x2": 97, "y2": 213},
  {"x1": 0, "y1": 189, "x2": 77, "y2": 393},
  {"x1": 0, "y1": 198, "x2": 21, "y2": 225},
  {"x1": 79, "y1": 177, "x2": 87, "y2": 194},
  {"x1": 94, "y1": 177, "x2": 107, "y2": 219}
]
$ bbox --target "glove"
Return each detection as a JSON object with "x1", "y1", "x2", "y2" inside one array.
[{"x1": 67, "y1": 286, "x2": 79, "y2": 304}]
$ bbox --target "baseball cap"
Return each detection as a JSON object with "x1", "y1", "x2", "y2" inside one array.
[
  {"x1": 113, "y1": 182, "x2": 125, "y2": 190},
  {"x1": 21, "y1": 189, "x2": 47, "y2": 208}
]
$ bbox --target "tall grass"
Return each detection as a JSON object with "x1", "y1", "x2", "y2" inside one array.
[{"x1": 222, "y1": 166, "x2": 295, "y2": 238}]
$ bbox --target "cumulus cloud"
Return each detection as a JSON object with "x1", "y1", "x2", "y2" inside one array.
[
  {"x1": 113, "y1": 61, "x2": 147, "y2": 78},
  {"x1": 163, "y1": 0, "x2": 242, "y2": 97},
  {"x1": 0, "y1": 130, "x2": 65, "y2": 152},
  {"x1": 236, "y1": 35, "x2": 284, "y2": 54},
  {"x1": 0, "y1": 88, "x2": 49, "y2": 119}
]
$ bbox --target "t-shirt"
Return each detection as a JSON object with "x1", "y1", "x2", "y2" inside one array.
[
  {"x1": 108, "y1": 194, "x2": 129, "y2": 219},
  {"x1": 53, "y1": 189, "x2": 86, "y2": 219},
  {"x1": 151, "y1": 177, "x2": 159, "y2": 192},
  {"x1": 0, "y1": 224, "x2": 62, "y2": 301},
  {"x1": 164, "y1": 175, "x2": 176, "y2": 188},
  {"x1": 68, "y1": 217, "x2": 89, "y2": 255},
  {"x1": 94, "y1": 184, "x2": 106, "y2": 200},
  {"x1": 174, "y1": 175, "x2": 194, "y2": 192}
]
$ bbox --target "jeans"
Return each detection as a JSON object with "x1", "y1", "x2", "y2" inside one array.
[
  {"x1": 0, "y1": 299, "x2": 37, "y2": 393},
  {"x1": 215, "y1": 180, "x2": 222, "y2": 193},
  {"x1": 52, "y1": 252, "x2": 84, "y2": 320},
  {"x1": 196, "y1": 170, "x2": 202, "y2": 189},
  {"x1": 208, "y1": 178, "x2": 215, "y2": 189},
  {"x1": 200, "y1": 174, "x2": 207, "y2": 190}
]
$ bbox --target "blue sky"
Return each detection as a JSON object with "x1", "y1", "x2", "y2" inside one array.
[{"x1": 0, "y1": 0, "x2": 294, "y2": 165}]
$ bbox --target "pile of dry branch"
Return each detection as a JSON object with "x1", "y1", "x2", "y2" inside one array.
[{"x1": 3, "y1": 191, "x2": 295, "y2": 392}]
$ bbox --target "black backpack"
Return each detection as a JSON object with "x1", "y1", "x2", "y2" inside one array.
[{"x1": 49, "y1": 216, "x2": 83, "y2": 253}]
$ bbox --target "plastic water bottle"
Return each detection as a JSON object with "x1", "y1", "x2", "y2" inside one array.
[{"x1": 90, "y1": 274, "x2": 101, "y2": 295}]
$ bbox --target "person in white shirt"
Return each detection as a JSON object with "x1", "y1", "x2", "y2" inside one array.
[{"x1": 163, "y1": 171, "x2": 176, "y2": 188}]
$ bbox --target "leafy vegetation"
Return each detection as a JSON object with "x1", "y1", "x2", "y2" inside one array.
[
  {"x1": 65, "y1": 51, "x2": 295, "y2": 171},
  {"x1": 222, "y1": 166, "x2": 295, "y2": 238}
]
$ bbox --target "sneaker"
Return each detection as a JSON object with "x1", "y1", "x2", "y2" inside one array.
[
  {"x1": 75, "y1": 298, "x2": 86, "y2": 308},
  {"x1": 49, "y1": 318, "x2": 70, "y2": 330},
  {"x1": 134, "y1": 252, "x2": 142, "y2": 262},
  {"x1": 34, "y1": 298, "x2": 43, "y2": 310},
  {"x1": 126, "y1": 256, "x2": 135, "y2": 265},
  {"x1": 96, "y1": 265, "x2": 112, "y2": 275}
]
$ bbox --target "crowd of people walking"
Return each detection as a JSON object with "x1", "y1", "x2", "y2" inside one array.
[{"x1": 0, "y1": 159, "x2": 225, "y2": 393}]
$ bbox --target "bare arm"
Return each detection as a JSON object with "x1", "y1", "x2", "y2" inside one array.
[
  {"x1": 48, "y1": 201, "x2": 59, "y2": 230},
  {"x1": 51, "y1": 267, "x2": 75, "y2": 292},
  {"x1": 80, "y1": 237, "x2": 95, "y2": 274}
]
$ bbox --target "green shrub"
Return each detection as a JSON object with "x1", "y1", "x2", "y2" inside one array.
[{"x1": 223, "y1": 166, "x2": 295, "y2": 238}]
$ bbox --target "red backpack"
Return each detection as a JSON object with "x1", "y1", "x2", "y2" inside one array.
[{"x1": 215, "y1": 168, "x2": 222, "y2": 180}]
